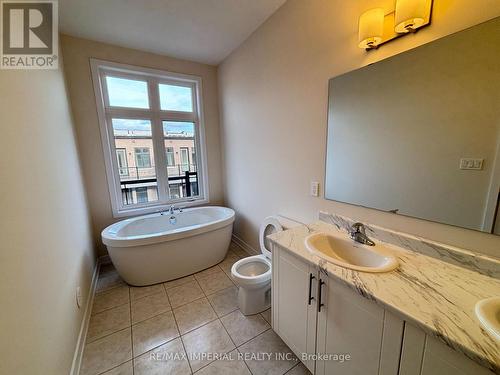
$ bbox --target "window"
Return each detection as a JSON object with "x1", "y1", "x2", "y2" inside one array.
[
  {"x1": 116, "y1": 148, "x2": 128, "y2": 176},
  {"x1": 134, "y1": 148, "x2": 151, "y2": 168},
  {"x1": 180, "y1": 147, "x2": 190, "y2": 172},
  {"x1": 135, "y1": 187, "x2": 149, "y2": 203},
  {"x1": 92, "y1": 60, "x2": 208, "y2": 216},
  {"x1": 166, "y1": 147, "x2": 175, "y2": 166}
]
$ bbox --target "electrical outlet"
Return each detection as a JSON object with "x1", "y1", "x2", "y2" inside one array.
[
  {"x1": 310, "y1": 181, "x2": 320, "y2": 197},
  {"x1": 76, "y1": 287, "x2": 82, "y2": 308},
  {"x1": 460, "y1": 158, "x2": 483, "y2": 170}
]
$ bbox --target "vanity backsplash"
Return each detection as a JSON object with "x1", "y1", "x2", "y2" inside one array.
[{"x1": 319, "y1": 211, "x2": 500, "y2": 279}]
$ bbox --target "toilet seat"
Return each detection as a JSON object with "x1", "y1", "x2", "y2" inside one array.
[{"x1": 231, "y1": 255, "x2": 271, "y2": 287}]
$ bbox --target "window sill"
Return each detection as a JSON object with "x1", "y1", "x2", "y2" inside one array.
[{"x1": 112, "y1": 198, "x2": 209, "y2": 219}]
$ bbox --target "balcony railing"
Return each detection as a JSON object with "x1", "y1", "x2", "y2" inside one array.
[
  {"x1": 118, "y1": 164, "x2": 199, "y2": 201},
  {"x1": 118, "y1": 164, "x2": 197, "y2": 181}
]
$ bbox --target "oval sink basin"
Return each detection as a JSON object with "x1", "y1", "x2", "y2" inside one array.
[
  {"x1": 304, "y1": 232, "x2": 398, "y2": 273},
  {"x1": 475, "y1": 297, "x2": 500, "y2": 341}
]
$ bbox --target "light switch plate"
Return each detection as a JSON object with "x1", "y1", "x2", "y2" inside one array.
[
  {"x1": 460, "y1": 158, "x2": 484, "y2": 170},
  {"x1": 310, "y1": 181, "x2": 320, "y2": 197}
]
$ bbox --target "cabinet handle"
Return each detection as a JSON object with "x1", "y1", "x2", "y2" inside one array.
[
  {"x1": 308, "y1": 273, "x2": 315, "y2": 305},
  {"x1": 317, "y1": 278, "x2": 325, "y2": 312}
]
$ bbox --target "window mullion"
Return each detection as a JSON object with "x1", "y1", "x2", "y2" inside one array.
[{"x1": 148, "y1": 78, "x2": 169, "y2": 204}]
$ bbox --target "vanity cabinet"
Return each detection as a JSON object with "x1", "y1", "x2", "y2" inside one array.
[
  {"x1": 399, "y1": 323, "x2": 493, "y2": 375},
  {"x1": 272, "y1": 246, "x2": 318, "y2": 372},
  {"x1": 271, "y1": 245, "x2": 495, "y2": 375},
  {"x1": 272, "y1": 245, "x2": 402, "y2": 374}
]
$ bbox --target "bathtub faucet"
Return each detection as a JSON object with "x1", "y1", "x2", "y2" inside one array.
[{"x1": 160, "y1": 205, "x2": 183, "y2": 216}]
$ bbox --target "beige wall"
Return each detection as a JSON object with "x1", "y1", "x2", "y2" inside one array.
[
  {"x1": 61, "y1": 35, "x2": 224, "y2": 256},
  {"x1": 0, "y1": 56, "x2": 94, "y2": 373},
  {"x1": 218, "y1": 0, "x2": 500, "y2": 257}
]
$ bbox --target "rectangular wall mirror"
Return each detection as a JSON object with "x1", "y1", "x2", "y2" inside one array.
[{"x1": 325, "y1": 17, "x2": 500, "y2": 234}]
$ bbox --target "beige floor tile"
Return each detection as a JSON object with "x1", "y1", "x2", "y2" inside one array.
[
  {"x1": 194, "y1": 265, "x2": 222, "y2": 279},
  {"x1": 219, "y1": 258, "x2": 238, "y2": 276},
  {"x1": 131, "y1": 291, "x2": 171, "y2": 324},
  {"x1": 163, "y1": 274, "x2": 195, "y2": 290},
  {"x1": 132, "y1": 311, "x2": 179, "y2": 356},
  {"x1": 99, "y1": 263, "x2": 118, "y2": 277},
  {"x1": 220, "y1": 310, "x2": 270, "y2": 346},
  {"x1": 182, "y1": 320, "x2": 235, "y2": 372},
  {"x1": 130, "y1": 284, "x2": 164, "y2": 301},
  {"x1": 206, "y1": 286, "x2": 239, "y2": 317},
  {"x1": 226, "y1": 248, "x2": 242, "y2": 259},
  {"x1": 101, "y1": 361, "x2": 133, "y2": 375},
  {"x1": 80, "y1": 328, "x2": 132, "y2": 375},
  {"x1": 134, "y1": 337, "x2": 191, "y2": 375},
  {"x1": 92, "y1": 286, "x2": 130, "y2": 315},
  {"x1": 195, "y1": 349, "x2": 251, "y2": 375},
  {"x1": 173, "y1": 297, "x2": 217, "y2": 334},
  {"x1": 167, "y1": 280, "x2": 204, "y2": 308},
  {"x1": 87, "y1": 304, "x2": 131, "y2": 343},
  {"x1": 196, "y1": 270, "x2": 234, "y2": 295},
  {"x1": 238, "y1": 329, "x2": 298, "y2": 375},
  {"x1": 285, "y1": 362, "x2": 312, "y2": 375},
  {"x1": 229, "y1": 244, "x2": 250, "y2": 259},
  {"x1": 261, "y1": 308, "x2": 272, "y2": 325},
  {"x1": 96, "y1": 272, "x2": 125, "y2": 294}
]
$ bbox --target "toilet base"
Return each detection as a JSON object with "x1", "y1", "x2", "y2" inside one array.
[{"x1": 237, "y1": 283, "x2": 271, "y2": 315}]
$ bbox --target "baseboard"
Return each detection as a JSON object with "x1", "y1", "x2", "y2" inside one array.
[
  {"x1": 69, "y1": 260, "x2": 100, "y2": 375},
  {"x1": 231, "y1": 233, "x2": 259, "y2": 255},
  {"x1": 98, "y1": 254, "x2": 111, "y2": 265}
]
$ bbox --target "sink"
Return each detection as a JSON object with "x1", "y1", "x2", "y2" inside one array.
[
  {"x1": 304, "y1": 232, "x2": 399, "y2": 273},
  {"x1": 475, "y1": 297, "x2": 500, "y2": 341}
]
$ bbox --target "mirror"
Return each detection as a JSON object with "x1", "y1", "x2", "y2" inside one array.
[{"x1": 325, "y1": 17, "x2": 500, "y2": 234}]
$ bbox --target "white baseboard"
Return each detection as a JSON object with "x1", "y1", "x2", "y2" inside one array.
[
  {"x1": 69, "y1": 260, "x2": 100, "y2": 375},
  {"x1": 231, "y1": 233, "x2": 258, "y2": 255}
]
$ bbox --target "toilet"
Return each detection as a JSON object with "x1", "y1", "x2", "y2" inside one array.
[{"x1": 231, "y1": 216, "x2": 297, "y2": 315}]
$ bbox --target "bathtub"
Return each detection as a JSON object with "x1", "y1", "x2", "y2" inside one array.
[{"x1": 101, "y1": 206, "x2": 235, "y2": 286}]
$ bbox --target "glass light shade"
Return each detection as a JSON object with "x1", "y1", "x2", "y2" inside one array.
[
  {"x1": 395, "y1": 0, "x2": 426, "y2": 33},
  {"x1": 358, "y1": 8, "x2": 384, "y2": 49}
]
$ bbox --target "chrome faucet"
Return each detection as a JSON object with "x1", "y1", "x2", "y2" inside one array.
[
  {"x1": 349, "y1": 223, "x2": 375, "y2": 246},
  {"x1": 160, "y1": 205, "x2": 182, "y2": 216}
]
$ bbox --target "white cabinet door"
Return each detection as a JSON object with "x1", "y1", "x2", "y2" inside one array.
[
  {"x1": 272, "y1": 246, "x2": 318, "y2": 373},
  {"x1": 315, "y1": 277, "x2": 388, "y2": 375},
  {"x1": 400, "y1": 323, "x2": 494, "y2": 375}
]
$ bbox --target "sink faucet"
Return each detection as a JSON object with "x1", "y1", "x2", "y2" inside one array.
[{"x1": 349, "y1": 223, "x2": 375, "y2": 246}]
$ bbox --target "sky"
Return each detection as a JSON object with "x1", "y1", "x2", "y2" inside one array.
[
  {"x1": 106, "y1": 76, "x2": 194, "y2": 136},
  {"x1": 106, "y1": 76, "x2": 193, "y2": 112},
  {"x1": 112, "y1": 119, "x2": 194, "y2": 136}
]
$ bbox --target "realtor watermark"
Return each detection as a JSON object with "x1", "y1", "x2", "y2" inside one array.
[
  {"x1": 149, "y1": 351, "x2": 351, "y2": 364},
  {"x1": 1, "y1": 0, "x2": 58, "y2": 69}
]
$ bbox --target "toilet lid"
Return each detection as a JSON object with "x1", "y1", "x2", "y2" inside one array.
[{"x1": 259, "y1": 216, "x2": 283, "y2": 259}]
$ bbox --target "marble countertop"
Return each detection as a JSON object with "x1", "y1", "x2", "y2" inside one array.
[{"x1": 268, "y1": 221, "x2": 500, "y2": 373}]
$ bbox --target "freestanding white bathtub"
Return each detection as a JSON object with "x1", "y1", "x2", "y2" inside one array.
[{"x1": 101, "y1": 206, "x2": 235, "y2": 286}]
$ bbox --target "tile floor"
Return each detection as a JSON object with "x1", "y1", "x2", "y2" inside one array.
[{"x1": 80, "y1": 243, "x2": 311, "y2": 375}]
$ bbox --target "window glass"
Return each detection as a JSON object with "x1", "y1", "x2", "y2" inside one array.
[
  {"x1": 116, "y1": 148, "x2": 128, "y2": 176},
  {"x1": 159, "y1": 84, "x2": 193, "y2": 112},
  {"x1": 163, "y1": 121, "x2": 198, "y2": 199},
  {"x1": 106, "y1": 76, "x2": 149, "y2": 109},
  {"x1": 112, "y1": 118, "x2": 158, "y2": 205},
  {"x1": 166, "y1": 147, "x2": 175, "y2": 166},
  {"x1": 135, "y1": 148, "x2": 151, "y2": 168}
]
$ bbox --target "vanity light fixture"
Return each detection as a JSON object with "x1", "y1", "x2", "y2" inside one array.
[
  {"x1": 358, "y1": 8, "x2": 385, "y2": 49},
  {"x1": 358, "y1": 0, "x2": 433, "y2": 50}
]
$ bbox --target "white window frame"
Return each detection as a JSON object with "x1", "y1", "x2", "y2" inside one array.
[{"x1": 91, "y1": 59, "x2": 209, "y2": 217}]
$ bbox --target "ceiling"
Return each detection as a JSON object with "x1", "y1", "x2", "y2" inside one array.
[{"x1": 59, "y1": 0, "x2": 286, "y2": 65}]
